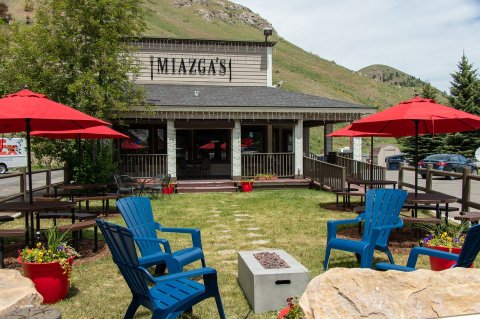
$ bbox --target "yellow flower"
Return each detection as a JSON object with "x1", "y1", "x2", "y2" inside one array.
[{"x1": 36, "y1": 242, "x2": 42, "y2": 248}]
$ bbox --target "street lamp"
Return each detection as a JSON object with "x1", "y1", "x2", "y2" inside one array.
[{"x1": 263, "y1": 28, "x2": 272, "y2": 43}]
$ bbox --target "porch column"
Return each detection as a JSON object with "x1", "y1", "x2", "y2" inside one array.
[
  {"x1": 231, "y1": 120, "x2": 242, "y2": 181},
  {"x1": 167, "y1": 120, "x2": 177, "y2": 180},
  {"x1": 267, "y1": 124, "x2": 273, "y2": 153},
  {"x1": 353, "y1": 137, "x2": 362, "y2": 161},
  {"x1": 303, "y1": 126, "x2": 310, "y2": 156},
  {"x1": 294, "y1": 119, "x2": 303, "y2": 179},
  {"x1": 324, "y1": 124, "x2": 333, "y2": 156}
]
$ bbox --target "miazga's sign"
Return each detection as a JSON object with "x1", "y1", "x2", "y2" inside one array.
[{"x1": 149, "y1": 56, "x2": 232, "y2": 81}]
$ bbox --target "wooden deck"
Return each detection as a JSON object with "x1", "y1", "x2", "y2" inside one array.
[{"x1": 175, "y1": 178, "x2": 310, "y2": 193}]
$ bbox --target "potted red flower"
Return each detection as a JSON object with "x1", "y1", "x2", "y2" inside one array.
[
  {"x1": 278, "y1": 297, "x2": 304, "y2": 319},
  {"x1": 18, "y1": 226, "x2": 79, "y2": 303},
  {"x1": 162, "y1": 182, "x2": 175, "y2": 194},
  {"x1": 420, "y1": 222, "x2": 469, "y2": 271},
  {"x1": 241, "y1": 179, "x2": 254, "y2": 192}
]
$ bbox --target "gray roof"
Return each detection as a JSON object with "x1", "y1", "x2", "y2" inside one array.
[{"x1": 143, "y1": 84, "x2": 372, "y2": 110}]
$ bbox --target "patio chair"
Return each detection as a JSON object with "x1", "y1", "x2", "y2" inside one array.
[
  {"x1": 323, "y1": 188, "x2": 408, "y2": 270},
  {"x1": 96, "y1": 219, "x2": 226, "y2": 319},
  {"x1": 149, "y1": 174, "x2": 171, "y2": 198},
  {"x1": 376, "y1": 224, "x2": 480, "y2": 271},
  {"x1": 114, "y1": 174, "x2": 139, "y2": 195},
  {"x1": 116, "y1": 196, "x2": 206, "y2": 274}
]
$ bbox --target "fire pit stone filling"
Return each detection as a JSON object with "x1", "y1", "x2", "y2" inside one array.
[{"x1": 238, "y1": 249, "x2": 310, "y2": 313}]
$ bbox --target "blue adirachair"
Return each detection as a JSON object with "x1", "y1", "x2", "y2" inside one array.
[
  {"x1": 323, "y1": 188, "x2": 408, "y2": 270},
  {"x1": 96, "y1": 219, "x2": 226, "y2": 319},
  {"x1": 376, "y1": 224, "x2": 480, "y2": 271},
  {"x1": 116, "y1": 196, "x2": 205, "y2": 274}
]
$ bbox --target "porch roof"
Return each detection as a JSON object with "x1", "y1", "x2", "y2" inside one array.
[{"x1": 143, "y1": 84, "x2": 374, "y2": 112}]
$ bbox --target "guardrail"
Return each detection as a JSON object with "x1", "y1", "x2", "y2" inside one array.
[
  {"x1": 398, "y1": 164, "x2": 480, "y2": 211},
  {"x1": 119, "y1": 154, "x2": 168, "y2": 177},
  {"x1": 336, "y1": 155, "x2": 386, "y2": 180},
  {"x1": 303, "y1": 156, "x2": 346, "y2": 190},
  {"x1": 0, "y1": 167, "x2": 65, "y2": 203},
  {"x1": 241, "y1": 152, "x2": 294, "y2": 178}
]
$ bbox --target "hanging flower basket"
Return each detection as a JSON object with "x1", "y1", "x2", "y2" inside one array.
[{"x1": 18, "y1": 256, "x2": 75, "y2": 303}]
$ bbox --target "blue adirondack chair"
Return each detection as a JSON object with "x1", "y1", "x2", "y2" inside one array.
[
  {"x1": 96, "y1": 219, "x2": 226, "y2": 319},
  {"x1": 323, "y1": 188, "x2": 408, "y2": 270},
  {"x1": 116, "y1": 196, "x2": 205, "y2": 274},
  {"x1": 376, "y1": 224, "x2": 480, "y2": 271}
]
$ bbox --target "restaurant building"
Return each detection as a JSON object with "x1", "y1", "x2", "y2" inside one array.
[{"x1": 116, "y1": 37, "x2": 374, "y2": 181}]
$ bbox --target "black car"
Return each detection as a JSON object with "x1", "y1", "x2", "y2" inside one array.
[{"x1": 418, "y1": 154, "x2": 478, "y2": 179}]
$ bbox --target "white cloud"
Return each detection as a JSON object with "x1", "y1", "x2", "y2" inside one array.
[{"x1": 232, "y1": 0, "x2": 480, "y2": 92}]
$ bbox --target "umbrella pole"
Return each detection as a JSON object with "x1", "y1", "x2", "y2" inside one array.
[
  {"x1": 26, "y1": 119, "x2": 33, "y2": 204},
  {"x1": 370, "y1": 136, "x2": 374, "y2": 182},
  {"x1": 414, "y1": 120, "x2": 419, "y2": 196}
]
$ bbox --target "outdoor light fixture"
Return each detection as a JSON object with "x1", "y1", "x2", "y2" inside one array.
[{"x1": 263, "y1": 28, "x2": 273, "y2": 42}]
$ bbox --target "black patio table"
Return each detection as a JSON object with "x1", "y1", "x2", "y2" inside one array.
[
  {"x1": 0, "y1": 200, "x2": 74, "y2": 246},
  {"x1": 53, "y1": 183, "x2": 107, "y2": 199},
  {"x1": 347, "y1": 179, "x2": 397, "y2": 191}
]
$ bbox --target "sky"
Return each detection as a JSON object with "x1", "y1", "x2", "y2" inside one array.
[{"x1": 231, "y1": 0, "x2": 480, "y2": 92}]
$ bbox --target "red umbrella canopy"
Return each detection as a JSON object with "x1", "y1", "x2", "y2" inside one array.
[
  {"x1": 327, "y1": 124, "x2": 393, "y2": 137},
  {"x1": 0, "y1": 89, "x2": 109, "y2": 133},
  {"x1": 31, "y1": 126, "x2": 128, "y2": 139},
  {"x1": 350, "y1": 96, "x2": 480, "y2": 137}
]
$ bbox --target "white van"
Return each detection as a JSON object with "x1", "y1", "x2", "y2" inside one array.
[{"x1": 0, "y1": 138, "x2": 27, "y2": 173}]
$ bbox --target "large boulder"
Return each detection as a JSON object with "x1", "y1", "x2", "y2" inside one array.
[
  {"x1": 0, "y1": 269, "x2": 43, "y2": 315},
  {"x1": 300, "y1": 268, "x2": 480, "y2": 319}
]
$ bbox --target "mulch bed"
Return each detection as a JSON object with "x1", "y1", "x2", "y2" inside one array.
[{"x1": 2, "y1": 239, "x2": 107, "y2": 269}]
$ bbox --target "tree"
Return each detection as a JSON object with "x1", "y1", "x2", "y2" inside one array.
[
  {"x1": 441, "y1": 54, "x2": 480, "y2": 158},
  {"x1": 398, "y1": 83, "x2": 443, "y2": 161},
  {"x1": 0, "y1": 0, "x2": 147, "y2": 182}
]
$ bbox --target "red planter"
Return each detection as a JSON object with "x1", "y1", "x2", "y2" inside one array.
[
  {"x1": 18, "y1": 256, "x2": 74, "y2": 303},
  {"x1": 278, "y1": 306, "x2": 291, "y2": 319},
  {"x1": 428, "y1": 246, "x2": 470, "y2": 271},
  {"x1": 241, "y1": 182, "x2": 253, "y2": 192},
  {"x1": 162, "y1": 186, "x2": 174, "y2": 194}
]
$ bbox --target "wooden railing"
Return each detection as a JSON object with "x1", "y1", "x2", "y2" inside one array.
[
  {"x1": 398, "y1": 164, "x2": 480, "y2": 211},
  {"x1": 303, "y1": 156, "x2": 346, "y2": 190},
  {"x1": 119, "y1": 154, "x2": 168, "y2": 177},
  {"x1": 0, "y1": 167, "x2": 65, "y2": 203},
  {"x1": 241, "y1": 153, "x2": 294, "y2": 178},
  {"x1": 336, "y1": 155, "x2": 386, "y2": 180}
]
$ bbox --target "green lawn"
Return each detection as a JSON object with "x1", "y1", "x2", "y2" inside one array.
[{"x1": 6, "y1": 189, "x2": 440, "y2": 318}]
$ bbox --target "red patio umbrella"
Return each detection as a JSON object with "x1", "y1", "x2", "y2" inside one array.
[
  {"x1": 31, "y1": 125, "x2": 127, "y2": 139},
  {"x1": 328, "y1": 124, "x2": 393, "y2": 181},
  {"x1": 350, "y1": 96, "x2": 480, "y2": 194},
  {"x1": 0, "y1": 89, "x2": 109, "y2": 203}
]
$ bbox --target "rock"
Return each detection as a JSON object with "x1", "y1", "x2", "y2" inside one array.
[
  {"x1": 300, "y1": 268, "x2": 480, "y2": 319},
  {"x1": 0, "y1": 269, "x2": 43, "y2": 315}
]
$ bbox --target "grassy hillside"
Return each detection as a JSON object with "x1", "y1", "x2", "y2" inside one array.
[
  {"x1": 359, "y1": 64, "x2": 425, "y2": 88},
  {"x1": 3, "y1": 0, "x2": 432, "y2": 153}
]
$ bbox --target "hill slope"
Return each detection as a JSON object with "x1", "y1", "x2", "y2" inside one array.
[{"x1": 359, "y1": 64, "x2": 425, "y2": 88}]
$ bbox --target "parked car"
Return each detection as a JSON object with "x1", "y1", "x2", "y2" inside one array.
[{"x1": 418, "y1": 154, "x2": 478, "y2": 180}]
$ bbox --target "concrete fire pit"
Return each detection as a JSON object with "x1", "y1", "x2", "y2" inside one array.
[{"x1": 238, "y1": 249, "x2": 310, "y2": 313}]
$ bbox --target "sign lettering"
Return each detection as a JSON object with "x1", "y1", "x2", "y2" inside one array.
[{"x1": 150, "y1": 57, "x2": 232, "y2": 81}]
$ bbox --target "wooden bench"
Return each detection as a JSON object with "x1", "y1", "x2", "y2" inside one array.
[
  {"x1": 0, "y1": 228, "x2": 25, "y2": 268},
  {"x1": 401, "y1": 216, "x2": 442, "y2": 225},
  {"x1": 454, "y1": 212, "x2": 480, "y2": 225},
  {"x1": 73, "y1": 194, "x2": 121, "y2": 216},
  {"x1": 58, "y1": 220, "x2": 98, "y2": 252},
  {"x1": 332, "y1": 190, "x2": 365, "y2": 211}
]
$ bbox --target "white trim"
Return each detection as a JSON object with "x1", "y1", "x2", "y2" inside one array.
[
  {"x1": 231, "y1": 120, "x2": 242, "y2": 179},
  {"x1": 167, "y1": 120, "x2": 176, "y2": 178},
  {"x1": 294, "y1": 119, "x2": 304, "y2": 178},
  {"x1": 267, "y1": 47, "x2": 273, "y2": 87}
]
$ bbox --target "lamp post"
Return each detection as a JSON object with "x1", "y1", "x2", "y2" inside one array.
[
  {"x1": 263, "y1": 28, "x2": 272, "y2": 43},
  {"x1": 150, "y1": 55, "x2": 154, "y2": 80}
]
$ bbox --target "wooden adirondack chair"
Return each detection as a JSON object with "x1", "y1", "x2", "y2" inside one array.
[
  {"x1": 323, "y1": 189, "x2": 408, "y2": 270},
  {"x1": 376, "y1": 224, "x2": 480, "y2": 271},
  {"x1": 116, "y1": 196, "x2": 205, "y2": 274},
  {"x1": 96, "y1": 219, "x2": 226, "y2": 319}
]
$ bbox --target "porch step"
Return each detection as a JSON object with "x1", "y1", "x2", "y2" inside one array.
[{"x1": 176, "y1": 180, "x2": 237, "y2": 194}]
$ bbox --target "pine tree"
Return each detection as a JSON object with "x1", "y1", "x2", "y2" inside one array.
[
  {"x1": 441, "y1": 54, "x2": 480, "y2": 158},
  {"x1": 398, "y1": 83, "x2": 442, "y2": 161}
]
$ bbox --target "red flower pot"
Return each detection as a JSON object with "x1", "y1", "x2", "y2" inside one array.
[
  {"x1": 18, "y1": 256, "x2": 74, "y2": 303},
  {"x1": 427, "y1": 246, "x2": 473, "y2": 271},
  {"x1": 241, "y1": 182, "x2": 253, "y2": 192},
  {"x1": 278, "y1": 306, "x2": 291, "y2": 319},
  {"x1": 162, "y1": 186, "x2": 174, "y2": 194}
]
